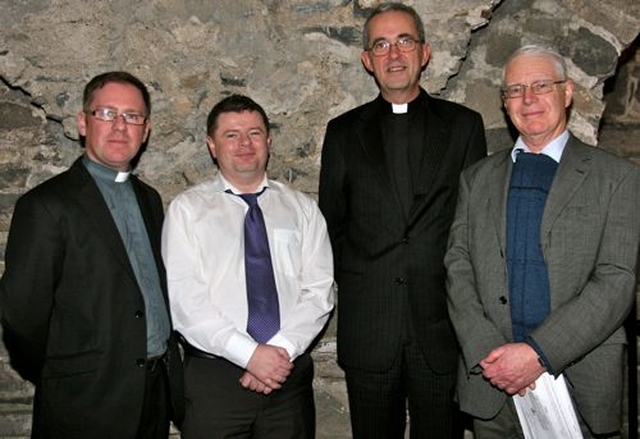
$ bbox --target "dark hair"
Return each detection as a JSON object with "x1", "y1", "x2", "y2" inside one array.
[
  {"x1": 206, "y1": 94, "x2": 270, "y2": 136},
  {"x1": 362, "y1": 2, "x2": 426, "y2": 50},
  {"x1": 82, "y1": 71, "x2": 151, "y2": 114}
]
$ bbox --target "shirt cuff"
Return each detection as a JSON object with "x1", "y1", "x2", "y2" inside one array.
[
  {"x1": 224, "y1": 332, "x2": 259, "y2": 369},
  {"x1": 267, "y1": 333, "x2": 298, "y2": 361}
]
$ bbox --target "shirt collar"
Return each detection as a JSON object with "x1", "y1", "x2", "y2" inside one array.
[
  {"x1": 218, "y1": 173, "x2": 269, "y2": 195},
  {"x1": 510, "y1": 130, "x2": 569, "y2": 163},
  {"x1": 83, "y1": 156, "x2": 131, "y2": 183}
]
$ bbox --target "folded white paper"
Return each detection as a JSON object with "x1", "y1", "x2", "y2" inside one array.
[{"x1": 513, "y1": 372, "x2": 583, "y2": 438}]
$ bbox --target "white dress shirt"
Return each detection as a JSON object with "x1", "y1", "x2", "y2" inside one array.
[{"x1": 162, "y1": 174, "x2": 335, "y2": 369}]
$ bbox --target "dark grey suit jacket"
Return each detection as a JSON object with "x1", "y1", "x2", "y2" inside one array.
[
  {"x1": 320, "y1": 90, "x2": 487, "y2": 373},
  {"x1": 446, "y1": 135, "x2": 640, "y2": 434},
  {"x1": 0, "y1": 158, "x2": 184, "y2": 438}
]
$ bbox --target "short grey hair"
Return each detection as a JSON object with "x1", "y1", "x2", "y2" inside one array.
[
  {"x1": 502, "y1": 44, "x2": 567, "y2": 84},
  {"x1": 362, "y1": 2, "x2": 426, "y2": 50}
]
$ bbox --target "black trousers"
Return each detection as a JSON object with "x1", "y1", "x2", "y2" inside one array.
[
  {"x1": 181, "y1": 352, "x2": 315, "y2": 439},
  {"x1": 344, "y1": 339, "x2": 459, "y2": 439},
  {"x1": 136, "y1": 358, "x2": 171, "y2": 439}
]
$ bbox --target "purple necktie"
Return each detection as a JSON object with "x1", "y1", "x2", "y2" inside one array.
[{"x1": 238, "y1": 190, "x2": 280, "y2": 344}]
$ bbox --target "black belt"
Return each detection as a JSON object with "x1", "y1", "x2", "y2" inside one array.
[
  {"x1": 146, "y1": 354, "x2": 166, "y2": 372},
  {"x1": 181, "y1": 339, "x2": 219, "y2": 361}
]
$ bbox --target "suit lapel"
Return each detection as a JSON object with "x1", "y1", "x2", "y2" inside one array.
[
  {"x1": 540, "y1": 137, "x2": 590, "y2": 249},
  {"x1": 413, "y1": 94, "x2": 447, "y2": 198},
  {"x1": 69, "y1": 160, "x2": 139, "y2": 284},
  {"x1": 407, "y1": 93, "x2": 455, "y2": 225},
  {"x1": 357, "y1": 99, "x2": 404, "y2": 211},
  {"x1": 489, "y1": 152, "x2": 513, "y2": 272}
]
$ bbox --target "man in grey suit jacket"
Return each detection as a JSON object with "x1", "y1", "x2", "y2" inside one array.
[
  {"x1": 0, "y1": 71, "x2": 183, "y2": 438},
  {"x1": 446, "y1": 45, "x2": 639, "y2": 438},
  {"x1": 319, "y1": 3, "x2": 486, "y2": 438}
]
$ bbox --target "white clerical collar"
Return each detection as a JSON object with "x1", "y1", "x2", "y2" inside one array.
[
  {"x1": 115, "y1": 171, "x2": 130, "y2": 182},
  {"x1": 391, "y1": 103, "x2": 408, "y2": 114},
  {"x1": 83, "y1": 156, "x2": 131, "y2": 183}
]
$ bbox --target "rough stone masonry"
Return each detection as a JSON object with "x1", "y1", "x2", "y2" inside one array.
[{"x1": 0, "y1": 0, "x2": 638, "y2": 437}]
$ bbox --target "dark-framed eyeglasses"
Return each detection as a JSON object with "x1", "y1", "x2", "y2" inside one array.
[
  {"x1": 501, "y1": 80, "x2": 566, "y2": 99},
  {"x1": 87, "y1": 107, "x2": 148, "y2": 126},
  {"x1": 368, "y1": 37, "x2": 420, "y2": 57}
]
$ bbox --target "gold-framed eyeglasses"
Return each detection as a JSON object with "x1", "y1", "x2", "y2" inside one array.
[
  {"x1": 368, "y1": 37, "x2": 420, "y2": 57},
  {"x1": 87, "y1": 107, "x2": 148, "y2": 126},
  {"x1": 501, "y1": 80, "x2": 566, "y2": 99}
]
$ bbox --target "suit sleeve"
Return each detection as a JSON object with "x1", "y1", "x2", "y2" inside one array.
[
  {"x1": 0, "y1": 193, "x2": 63, "y2": 382},
  {"x1": 463, "y1": 112, "x2": 488, "y2": 169},
  {"x1": 318, "y1": 119, "x2": 348, "y2": 267},
  {"x1": 530, "y1": 164, "x2": 640, "y2": 373}
]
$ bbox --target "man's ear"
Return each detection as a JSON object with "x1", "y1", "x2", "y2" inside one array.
[
  {"x1": 206, "y1": 136, "x2": 217, "y2": 158},
  {"x1": 76, "y1": 110, "x2": 87, "y2": 137},
  {"x1": 421, "y1": 43, "x2": 431, "y2": 69},
  {"x1": 361, "y1": 50, "x2": 374, "y2": 74}
]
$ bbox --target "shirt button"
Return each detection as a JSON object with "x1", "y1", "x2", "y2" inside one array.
[
  {"x1": 402, "y1": 237, "x2": 409, "y2": 244},
  {"x1": 394, "y1": 277, "x2": 406, "y2": 286},
  {"x1": 134, "y1": 310, "x2": 144, "y2": 319},
  {"x1": 136, "y1": 358, "x2": 146, "y2": 368},
  {"x1": 499, "y1": 296, "x2": 508, "y2": 305}
]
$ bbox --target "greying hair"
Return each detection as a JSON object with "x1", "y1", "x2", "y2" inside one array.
[
  {"x1": 502, "y1": 45, "x2": 567, "y2": 84},
  {"x1": 362, "y1": 2, "x2": 426, "y2": 50}
]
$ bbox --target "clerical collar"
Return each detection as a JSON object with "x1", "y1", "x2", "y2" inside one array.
[
  {"x1": 391, "y1": 103, "x2": 408, "y2": 114},
  {"x1": 380, "y1": 92, "x2": 423, "y2": 115},
  {"x1": 83, "y1": 156, "x2": 131, "y2": 183}
]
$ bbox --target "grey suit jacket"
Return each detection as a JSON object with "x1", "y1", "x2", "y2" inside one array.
[{"x1": 445, "y1": 135, "x2": 640, "y2": 434}]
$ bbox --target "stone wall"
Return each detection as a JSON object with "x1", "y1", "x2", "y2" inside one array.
[{"x1": 0, "y1": 0, "x2": 638, "y2": 437}]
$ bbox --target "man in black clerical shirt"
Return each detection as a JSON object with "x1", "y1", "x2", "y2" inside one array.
[{"x1": 318, "y1": 3, "x2": 487, "y2": 438}]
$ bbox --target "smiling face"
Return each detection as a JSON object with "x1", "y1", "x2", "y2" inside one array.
[
  {"x1": 206, "y1": 110, "x2": 271, "y2": 192},
  {"x1": 503, "y1": 53, "x2": 574, "y2": 152},
  {"x1": 76, "y1": 82, "x2": 150, "y2": 171},
  {"x1": 361, "y1": 10, "x2": 430, "y2": 103}
]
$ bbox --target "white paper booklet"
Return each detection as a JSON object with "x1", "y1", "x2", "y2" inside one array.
[{"x1": 513, "y1": 372, "x2": 583, "y2": 438}]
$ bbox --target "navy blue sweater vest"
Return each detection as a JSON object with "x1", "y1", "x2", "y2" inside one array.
[{"x1": 507, "y1": 152, "x2": 558, "y2": 342}]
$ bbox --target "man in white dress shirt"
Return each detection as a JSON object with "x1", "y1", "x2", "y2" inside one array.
[{"x1": 162, "y1": 94, "x2": 335, "y2": 439}]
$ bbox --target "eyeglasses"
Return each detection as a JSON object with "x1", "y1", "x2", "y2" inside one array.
[
  {"x1": 501, "y1": 80, "x2": 566, "y2": 99},
  {"x1": 368, "y1": 37, "x2": 420, "y2": 57},
  {"x1": 87, "y1": 107, "x2": 148, "y2": 125}
]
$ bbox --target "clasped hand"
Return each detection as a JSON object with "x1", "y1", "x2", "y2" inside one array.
[
  {"x1": 480, "y1": 342, "x2": 545, "y2": 396},
  {"x1": 240, "y1": 344, "x2": 293, "y2": 395}
]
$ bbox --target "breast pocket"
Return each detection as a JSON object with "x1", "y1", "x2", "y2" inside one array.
[{"x1": 272, "y1": 229, "x2": 302, "y2": 278}]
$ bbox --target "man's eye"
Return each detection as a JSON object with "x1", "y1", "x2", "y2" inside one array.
[{"x1": 534, "y1": 82, "x2": 550, "y2": 92}]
